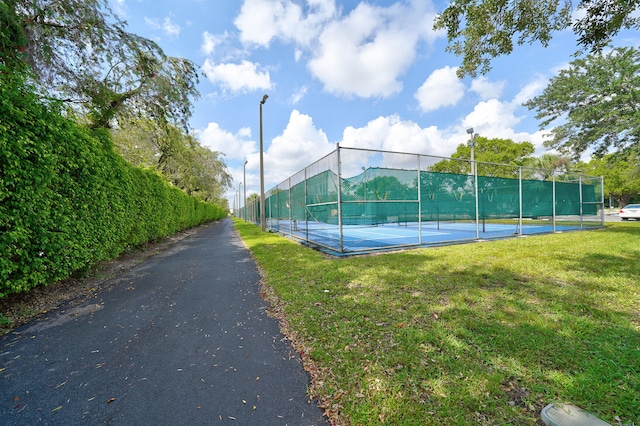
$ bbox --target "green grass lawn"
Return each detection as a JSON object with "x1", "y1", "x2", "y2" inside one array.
[{"x1": 234, "y1": 220, "x2": 639, "y2": 425}]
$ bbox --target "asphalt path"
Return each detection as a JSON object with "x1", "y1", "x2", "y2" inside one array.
[{"x1": 1, "y1": 219, "x2": 328, "y2": 425}]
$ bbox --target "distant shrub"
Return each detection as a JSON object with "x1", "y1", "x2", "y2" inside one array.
[{"x1": 0, "y1": 71, "x2": 225, "y2": 297}]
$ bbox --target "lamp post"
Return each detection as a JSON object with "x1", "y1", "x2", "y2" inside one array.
[
  {"x1": 234, "y1": 192, "x2": 238, "y2": 217},
  {"x1": 466, "y1": 127, "x2": 478, "y2": 176},
  {"x1": 238, "y1": 182, "x2": 242, "y2": 219},
  {"x1": 259, "y1": 94, "x2": 268, "y2": 232},
  {"x1": 243, "y1": 160, "x2": 248, "y2": 222}
]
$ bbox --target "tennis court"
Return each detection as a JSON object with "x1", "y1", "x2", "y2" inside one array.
[
  {"x1": 243, "y1": 146, "x2": 604, "y2": 255},
  {"x1": 272, "y1": 218, "x2": 594, "y2": 254}
]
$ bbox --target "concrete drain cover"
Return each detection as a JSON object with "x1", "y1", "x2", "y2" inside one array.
[{"x1": 541, "y1": 403, "x2": 611, "y2": 426}]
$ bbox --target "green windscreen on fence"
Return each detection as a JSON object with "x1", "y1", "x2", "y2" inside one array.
[
  {"x1": 277, "y1": 168, "x2": 597, "y2": 226},
  {"x1": 242, "y1": 147, "x2": 603, "y2": 254}
]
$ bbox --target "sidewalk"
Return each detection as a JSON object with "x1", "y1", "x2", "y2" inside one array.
[{"x1": 1, "y1": 218, "x2": 328, "y2": 425}]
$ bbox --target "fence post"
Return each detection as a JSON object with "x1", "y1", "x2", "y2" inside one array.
[
  {"x1": 600, "y1": 176, "x2": 605, "y2": 227},
  {"x1": 305, "y1": 167, "x2": 309, "y2": 241},
  {"x1": 552, "y1": 173, "x2": 557, "y2": 232},
  {"x1": 417, "y1": 154, "x2": 422, "y2": 245},
  {"x1": 336, "y1": 144, "x2": 344, "y2": 253},
  {"x1": 288, "y1": 177, "x2": 292, "y2": 236},
  {"x1": 579, "y1": 174, "x2": 584, "y2": 229},
  {"x1": 519, "y1": 167, "x2": 523, "y2": 235},
  {"x1": 474, "y1": 159, "x2": 479, "y2": 239}
]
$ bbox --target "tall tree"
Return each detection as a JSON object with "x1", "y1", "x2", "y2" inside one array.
[
  {"x1": 580, "y1": 151, "x2": 640, "y2": 207},
  {"x1": 434, "y1": 0, "x2": 640, "y2": 77},
  {"x1": 1, "y1": 0, "x2": 199, "y2": 129},
  {"x1": 0, "y1": 0, "x2": 27, "y2": 73},
  {"x1": 111, "y1": 119, "x2": 233, "y2": 204},
  {"x1": 525, "y1": 46, "x2": 640, "y2": 158},
  {"x1": 430, "y1": 136, "x2": 535, "y2": 178},
  {"x1": 524, "y1": 153, "x2": 573, "y2": 180}
]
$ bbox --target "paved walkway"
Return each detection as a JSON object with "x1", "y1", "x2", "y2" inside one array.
[{"x1": 1, "y1": 219, "x2": 328, "y2": 425}]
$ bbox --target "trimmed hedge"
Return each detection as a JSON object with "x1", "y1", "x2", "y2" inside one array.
[{"x1": 0, "y1": 72, "x2": 226, "y2": 297}]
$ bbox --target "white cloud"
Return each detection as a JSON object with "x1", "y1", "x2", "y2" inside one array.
[
  {"x1": 512, "y1": 73, "x2": 548, "y2": 106},
  {"x1": 234, "y1": 0, "x2": 279, "y2": 46},
  {"x1": 289, "y1": 86, "x2": 308, "y2": 104},
  {"x1": 308, "y1": 1, "x2": 437, "y2": 98},
  {"x1": 234, "y1": 0, "x2": 336, "y2": 47},
  {"x1": 341, "y1": 115, "x2": 455, "y2": 159},
  {"x1": 163, "y1": 17, "x2": 181, "y2": 37},
  {"x1": 261, "y1": 110, "x2": 334, "y2": 185},
  {"x1": 461, "y1": 98, "x2": 547, "y2": 151},
  {"x1": 201, "y1": 31, "x2": 227, "y2": 55},
  {"x1": 144, "y1": 16, "x2": 181, "y2": 37},
  {"x1": 202, "y1": 59, "x2": 272, "y2": 93},
  {"x1": 234, "y1": 0, "x2": 438, "y2": 98},
  {"x1": 198, "y1": 122, "x2": 256, "y2": 160},
  {"x1": 415, "y1": 66, "x2": 465, "y2": 112},
  {"x1": 470, "y1": 76, "x2": 506, "y2": 100},
  {"x1": 112, "y1": 0, "x2": 127, "y2": 17},
  {"x1": 465, "y1": 99, "x2": 520, "y2": 133}
]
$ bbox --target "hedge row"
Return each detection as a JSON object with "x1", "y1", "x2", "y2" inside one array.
[{"x1": 0, "y1": 72, "x2": 226, "y2": 297}]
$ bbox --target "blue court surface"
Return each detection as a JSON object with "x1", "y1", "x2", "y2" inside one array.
[{"x1": 272, "y1": 219, "x2": 595, "y2": 255}]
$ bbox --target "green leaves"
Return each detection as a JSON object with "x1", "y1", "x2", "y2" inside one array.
[
  {"x1": 0, "y1": 0, "x2": 28, "y2": 72},
  {"x1": 4, "y1": 0, "x2": 200, "y2": 130},
  {"x1": 434, "y1": 0, "x2": 573, "y2": 77},
  {"x1": 434, "y1": 0, "x2": 639, "y2": 77},
  {"x1": 579, "y1": 151, "x2": 640, "y2": 206},
  {"x1": 430, "y1": 136, "x2": 535, "y2": 177},
  {"x1": 111, "y1": 119, "x2": 232, "y2": 204},
  {"x1": 573, "y1": 0, "x2": 640, "y2": 50},
  {"x1": 0, "y1": 72, "x2": 225, "y2": 298},
  {"x1": 525, "y1": 46, "x2": 640, "y2": 157}
]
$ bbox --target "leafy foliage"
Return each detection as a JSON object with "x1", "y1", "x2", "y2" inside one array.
[
  {"x1": 434, "y1": 0, "x2": 640, "y2": 77},
  {"x1": 111, "y1": 119, "x2": 233, "y2": 205},
  {"x1": 524, "y1": 153, "x2": 573, "y2": 180},
  {"x1": 525, "y1": 46, "x2": 640, "y2": 158},
  {"x1": 2, "y1": 0, "x2": 200, "y2": 129},
  {"x1": 0, "y1": 70, "x2": 225, "y2": 298},
  {"x1": 0, "y1": 0, "x2": 28, "y2": 72},
  {"x1": 579, "y1": 151, "x2": 640, "y2": 206},
  {"x1": 430, "y1": 136, "x2": 535, "y2": 177}
]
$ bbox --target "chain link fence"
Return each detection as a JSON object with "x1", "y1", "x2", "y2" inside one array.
[{"x1": 242, "y1": 146, "x2": 604, "y2": 255}]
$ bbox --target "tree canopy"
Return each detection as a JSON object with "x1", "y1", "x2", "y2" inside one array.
[
  {"x1": 1, "y1": 0, "x2": 200, "y2": 129},
  {"x1": 430, "y1": 136, "x2": 535, "y2": 178},
  {"x1": 525, "y1": 153, "x2": 572, "y2": 180},
  {"x1": 434, "y1": 0, "x2": 640, "y2": 77},
  {"x1": 111, "y1": 119, "x2": 232, "y2": 206},
  {"x1": 579, "y1": 150, "x2": 640, "y2": 207},
  {"x1": 525, "y1": 46, "x2": 640, "y2": 158}
]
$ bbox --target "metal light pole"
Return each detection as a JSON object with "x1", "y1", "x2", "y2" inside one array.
[
  {"x1": 466, "y1": 127, "x2": 477, "y2": 176},
  {"x1": 234, "y1": 192, "x2": 238, "y2": 217},
  {"x1": 238, "y1": 182, "x2": 242, "y2": 219},
  {"x1": 243, "y1": 160, "x2": 248, "y2": 222},
  {"x1": 259, "y1": 94, "x2": 268, "y2": 232}
]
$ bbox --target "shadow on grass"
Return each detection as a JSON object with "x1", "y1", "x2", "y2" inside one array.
[
  {"x1": 603, "y1": 222, "x2": 640, "y2": 237},
  {"x1": 328, "y1": 263, "x2": 638, "y2": 424},
  {"x1": 234, "y1": 219, "x2": 639, "y2": 425}
]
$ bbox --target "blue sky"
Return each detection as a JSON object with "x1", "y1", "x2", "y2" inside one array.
[{"x1": 110, "y1": 0, "x2": 638, "y2": 206}]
